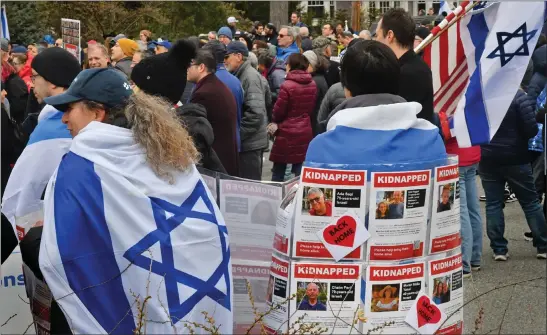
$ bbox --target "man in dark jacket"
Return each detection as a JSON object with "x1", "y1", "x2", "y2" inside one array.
[
  {"x1": 312, "y1": 36, "x2": 340, "y2": 88},
  {"x1": 225, "y1": 41, "x2": 269, "y2": 180},
  {"x1": 375, "y1": 8, "x2": 434, "y2": 123},
  {"x1": 479, "y1": 90, "x2": 547, "y2": 260},
  {"x1": 265, "y1": 23, "x2": 279, "y2": 47},
  {"x1": 188, "y1": 49, "x2": 240, "y2": 176}
]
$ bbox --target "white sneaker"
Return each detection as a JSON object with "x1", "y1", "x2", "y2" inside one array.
[
  {"x1": 494, "y1": 254, "x2": 509, "y2": 261},
  {"x1": 471, "y1": 265, "x2": 481, "y2": 271},
  {"x1": 537, "y1": 253, "x2": 547, "y2": 259}
]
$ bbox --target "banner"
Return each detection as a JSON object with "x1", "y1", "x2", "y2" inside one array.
[
  {"x1": 367, "y1": 170, "x2": 431, "y2": 261},
  {"x1": 61, "y1": 18, "x2": 81, "y2": 63},
  {"x1": 429, "y1": 165, "x2": 461, "y2": 254},
  {"x1": 293, "y1": 167, "x2": 367, "y2": 260},
  {"x1": 0, "y1": 248, "x2": 35, "y2": 334},
  {"x1": 290, "y1": 262, "x2": 361, "y2": 333},
  {"x1": 363, "y1": 262, "x2": 425, "y2": 334}
]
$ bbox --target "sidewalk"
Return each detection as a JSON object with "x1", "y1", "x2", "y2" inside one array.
[{"x1": 261, "y1": 157, "x2": 547, "y2": 334}]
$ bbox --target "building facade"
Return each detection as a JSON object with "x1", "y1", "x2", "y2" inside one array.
[{"x1": 299, "y1": 1, "x2": 457, "y2": 21}]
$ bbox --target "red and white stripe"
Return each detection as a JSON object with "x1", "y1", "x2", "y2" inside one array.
[{"x1": 419, "y1": 1, "x2": 474, "y2": 118}]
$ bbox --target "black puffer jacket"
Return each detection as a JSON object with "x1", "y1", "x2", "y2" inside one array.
[
  {"x1": 175, "y1": 103, "x2": 226, "y2": 173},
  {"x1": 481, "y1": 90, "x2": 538, "y2": 165},
  {"x1": 3, "y1": 73, "x2": 29, "y2": 123},
  {"x1": 528, "y1": 45, "x2": 546, "y2": 101}
]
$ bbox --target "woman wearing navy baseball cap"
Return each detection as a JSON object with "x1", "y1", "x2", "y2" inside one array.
[{"x1": 20, "y1": 68, "x2": 233, "y2": 334}]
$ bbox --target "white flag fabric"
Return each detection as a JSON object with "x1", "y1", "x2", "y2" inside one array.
[
  {"x1": 452, "y1": 1, "x2": 544, "y2": 147},
  {"x1": 2, "y1": 105, "x2": 72, "y2": 236},
  {"x1": 39, "y1": 121, "x2": 233, "y2": 334},
  {"x1": 438, "y1": 1, "x2": 453, "y2": 16}
]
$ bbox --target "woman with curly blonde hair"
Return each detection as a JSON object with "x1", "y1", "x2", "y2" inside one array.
[{"x1": 25, "y1": 68, "x2": 232, "y2": 333}]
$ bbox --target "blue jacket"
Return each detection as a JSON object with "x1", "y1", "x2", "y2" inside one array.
[
  {"x1": 481, "y1": 90, "x2": 538, "y2": 165},
  {"x1": 276, "y1": 42, "x2": 299, "y2": 63},
  {"x1": 215, "y1": 64, "x2": 244, "y2": 152}
]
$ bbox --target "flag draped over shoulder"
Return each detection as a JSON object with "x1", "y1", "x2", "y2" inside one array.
[
  {"x1": 305, "y1": 101, "x2": 447, "y2": 169},
  {"x1": 38, "y1": 121, "x2": 233, "y2": 334},
  {"x1": 2, "y1": 105, "x2": 72, "y2": 238},
  {"x1": 423, "y1": 1, "x2": 544, "y2": 148}
]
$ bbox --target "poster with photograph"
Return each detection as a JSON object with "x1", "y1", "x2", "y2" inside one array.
[
  {"x1": 429, "y1": 165, "x2": 461, "y2": 254},
  {"x1": 220, "y1": 179, "x2": 282, "y2": 262},
  {"x1": 289, "y1": 262, "x2": 361, "y2": 334},
  {"x1": 263, "y1": 256, "x2": 290, "y2": 335},
  {"x1": 293, "y1": 167, "x2": 367, "y2": 260},
  {"x1": 273, "y1": 184, "x2": 298, "y2": 256},
  {"x1": 61, "y1": 18, "x2": 81, "y2": 63},
  {"x1": 428, "y1": 254, "x2": 464, "y2": 334},
  {"x1": 367, "y1": 170, "x2": 431, "y2": 261},
  {"x1": 232, "y1": 261, "x2": 271, "y2": 334},
  {"x1": 363, "y1": 262, "x2": 426, "y2": 334},
  {"x1": 200, "y1": 174, "x2": 218, "y2": 201}
]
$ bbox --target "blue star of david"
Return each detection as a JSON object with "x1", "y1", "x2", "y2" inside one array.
[
  {"x1": 486, "y1": 22, "x2": 538, "y2": 67},
  {"x1": 123, "y1": 180, "x2": 231, "y2": 324}
]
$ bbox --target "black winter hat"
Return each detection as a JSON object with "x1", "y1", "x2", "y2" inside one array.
[
  {"x1": 131, "y1": 39, "x2": 196, "y2": 104},
  {"x1": 31, "y1": 47, "x2": 81, "y2": 88}
]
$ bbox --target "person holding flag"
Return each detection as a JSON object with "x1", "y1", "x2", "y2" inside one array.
[{"x1": 21, "y1": 68, "x2": 233, "y2": 333}]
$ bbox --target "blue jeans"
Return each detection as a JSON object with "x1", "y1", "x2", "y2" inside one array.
[
  {"x1": 479, "y1": 163, "x2": 547, "y2": 255},
  {"x1": 459, "y1": 164, "x2": 483, "y2": 272},
  {"x1": 272, "y1": 163, "x2": 303, "y2": 182}
]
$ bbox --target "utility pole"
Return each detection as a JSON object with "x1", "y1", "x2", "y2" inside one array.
[
  {"x1": 351, "y1": 1, "x2": 361, "y2": 32},
  {"x1": 270, "y1": 1, "x2": 289, "y2": 29}
]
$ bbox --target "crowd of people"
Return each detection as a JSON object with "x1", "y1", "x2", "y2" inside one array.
[{"x1": 1, "y1": 6, "x2": 546, "y2": 333}]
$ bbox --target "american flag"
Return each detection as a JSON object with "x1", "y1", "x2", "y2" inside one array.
[{"x1": 420, "y1": 2, "x2": 474, "y2": 126}]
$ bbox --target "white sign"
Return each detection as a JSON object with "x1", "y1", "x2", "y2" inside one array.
[
  {"x1": 405, "y1": 291, "x2": 447, "y2": 334},
  {"x1": 367, "y1": 170, "x2": 431, "y2": 261},
  {"x1": 220, "y1": 179, "x2": 282, "y2": 262},
  {"x1": 61, "y1": 18, "x2": 81, "y2": 63},
  {"x1": 429, "y1": 165, "x2": 461, "y2": 254},
  {"x1": 316, "y1": 212, "x2": 370, "y2": 262},
  {"x1": 427, "y1": 253, "x2": 464, "y2": 334},
  {"x1": 290, "y1": 262, "x2": 361, "y2": 334},
  {"x1": 263, "y1": 255, "x2": 290, "y2": 334},
  {"x1": 293, "y1": 167, "x2": 367, "y2": 260},
  {"x1": 363, "y1": 262, "x2": 425, "y2": 334}
]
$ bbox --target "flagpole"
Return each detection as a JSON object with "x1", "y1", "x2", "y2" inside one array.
[{"x1": 414, "y1": 1, "x2": 479, "y2": 54}]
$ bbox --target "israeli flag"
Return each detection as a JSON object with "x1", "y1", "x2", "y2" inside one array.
[
  {"x1": 1, "y1": 5, "x2": 9, "y2": 40},
  {"x1": 2, "y1": 105, "x2": 72, "y2": 233},
  {"x1": 438, "y1": 1, "x2": 453, "y2": 16},
  {"x1": 306, "y1": 101, "x2": 447, "y2": 171},
  {"x1": 39, "y1": 121, "x2": 232, "y2": 334},
  {"x1": 453, "y1": 1, "x2": 544, "y2": 147}
]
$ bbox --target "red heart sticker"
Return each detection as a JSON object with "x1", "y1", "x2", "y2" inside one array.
[
  {"x1": 417, "y1": 295, "x2": 442, "y2": 328},
  {"x1": 322, "y1": 215, "x2": 357, "y2": 248}
]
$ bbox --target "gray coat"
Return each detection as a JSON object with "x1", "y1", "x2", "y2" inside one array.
[
  {"x1": 317, "y1": 82, "x2": 346, "y2": 133},
  {"x1": 233, "y1": 60, "x2": 269, "y2": 152},
  {"x1": 114, "y1": 57, "x2": 133, "y2": 79}
]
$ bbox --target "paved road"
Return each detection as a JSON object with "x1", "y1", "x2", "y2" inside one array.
[{"x1": 261, "y1": 155, "x2": 546, "y2": 334}]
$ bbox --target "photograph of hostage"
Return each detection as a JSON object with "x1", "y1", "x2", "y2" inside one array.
[
  {"x1": 387, "y1": 191, "x2": 404, "y2": 219},
  {"x1": 298, "y1": 282, "x2": 327, "y2": 311},
  {"x1": 437, "y1": 184, "x2": 452, "y2": 213},
  {"x1": 305, "y1": 187, "x2": 332, "y2": 217}
]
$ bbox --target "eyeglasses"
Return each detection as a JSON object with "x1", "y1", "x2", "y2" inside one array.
[
  {"x1": 308, "y1": 197, "x2": 321, "y2": 204},
  {"x1": 278, "y1": 34, "x2": 286, "y2": 39}
]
